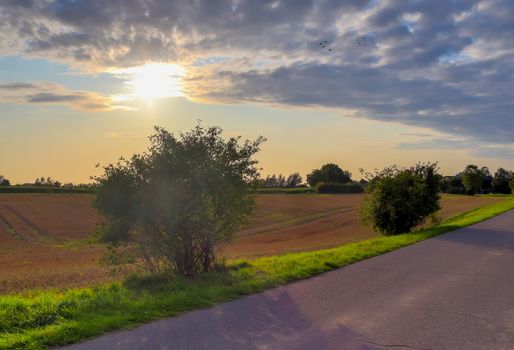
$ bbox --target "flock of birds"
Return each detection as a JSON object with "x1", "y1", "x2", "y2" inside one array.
[
  {"x1": 319, "y1": 35, "x2": 372, "y2": 53},
  {"x1": 355, "y1": 35, "x2": 371, "y2": 46},
  {"x1": 319, "y1": 40, "x2": 332, "y2": 51}
]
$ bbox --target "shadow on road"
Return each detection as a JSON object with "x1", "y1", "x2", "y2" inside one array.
[{"x1": 433, "y1": 227, "x2": 514, "y2": 251}]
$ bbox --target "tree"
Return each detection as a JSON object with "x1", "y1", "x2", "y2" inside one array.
[
  {"x1": 95, "y1": 124, "x2": 265, "y2": 277},
  {"x1": 361, "y1": 163, "x2": 441, "y2": 236},
  {"x1": 277, "y1": 174, "x2": 286, "y2": 187},
  {"x1": 259, "y1": 173, "x2": 302, "y2": 188},
  {"x1": 440, "y1": 175, "x2": 465, "y2": 194},
  {"x1": 461, "y1": 165, "x2": 489, "y2": 195},
  {"x1": 285, "y1": 172, "x2": 303, "y2": 187},
  {"x1": 492, "y1": 168, "x2": 513, "y2": 194},
  {"x1": 482, "y1": 171, "x2": 493, "y2": 194},
  {"x1": 306, "y1": 163, "x2": 351, "y2": 187},
  {"x1": 0, "y1": 175, "x2": 10, "y2": 186},
  {"x1": 267, "y1": 174, "x2": 278, "y2": 187},
  {"x1": 34, "y1": 176, "x2": 61, "y2": 187}
]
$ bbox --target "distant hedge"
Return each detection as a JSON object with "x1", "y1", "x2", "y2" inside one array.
[
  {"x1": 0, "y1": 186, "x2": 96, "y2": 194},
  {"x1": 315, "y1": 181, "x2": 363, "y2": 194},
  {"x1": 255, "y1": 187, "x2": 316, "y2": 194}
]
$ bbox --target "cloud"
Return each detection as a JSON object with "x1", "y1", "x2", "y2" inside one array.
[
  {"x1": 396, "y1": 138, "x2": 472, "y2": 150},
  {"x1": 472, "y1": 146, "x2": 514, "y2": 160},
  {"x1": 400, "y1": 133, "x2": 434, "y2": 138},
  {"x1": 0, "y1": 81, "x2": 133, "y2": 111},
  {"x1": 397, "y1": 137, "x2": 514, "y2": 160},
  {"x1": 0, "y1": 0, "x2": 513, "y2": 146},
  {"x1": 187, "y1": 60, "x2": 514, "y2": 143}
]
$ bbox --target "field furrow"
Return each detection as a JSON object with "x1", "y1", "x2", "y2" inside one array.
[
  {"x1": 1, "y1": 204, "x2": 57, "y2": 243},
  {"x1": 0, "y1": 214, "x2": 21, "y2": 242},
  {"x1": 0, "y1": 205, "x2": 42, "y2": 243},
  {"x1": 0, "y1": 193, "x2": 507, "y2": 293},
  {"x1": 238, "y1": 206, "x2": 355, "y2": 236}
]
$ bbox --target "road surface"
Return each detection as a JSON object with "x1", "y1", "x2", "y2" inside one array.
[{"x1": 61, "y1": 210, "x2": 514, "y2": 350}]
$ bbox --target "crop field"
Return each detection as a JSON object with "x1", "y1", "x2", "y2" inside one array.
[
  {"x1": 222, "y1": 194, "x2": 505, "y2": 258},
  {"x1": 0, "y1": 193, "x2": 504, "y2": 293}
]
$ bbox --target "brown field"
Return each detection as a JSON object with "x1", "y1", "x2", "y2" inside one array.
[{"x1": 0, "y1": 193, "x2": 504, "y2": 293}]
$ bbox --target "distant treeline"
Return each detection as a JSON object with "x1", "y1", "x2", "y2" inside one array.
[
  {"x1": 258, "y1": 163, "x2": 514, "y2": 195},
  {"x1": 255, "y1": 187, "x2": 315, "y2": 194},
  {"x1": 257, "y1": 164, "x2": 365, "y2": 194},
  {"x1": 1, "y1": 163, "x2": 512, "y2": 195},
  {"x1": 0, "y1": 186, "x2": 96, "y2": 194},
  {"x1": 0, "y1": 175, "x2": 97, "y2": 194},
  {"x1": 257, "y1": 172, "x2": 304, "y2": 188},
  {"x1": 441, "y1": 165, "x2": 513, "y2": 195}
]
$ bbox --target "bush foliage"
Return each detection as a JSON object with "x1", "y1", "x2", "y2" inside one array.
[
  {"x1": 461, "y1": 165, "x2": 491, "y2": 195},
  {"x1": 492, "y1": 168, "x2": 513, "y2": 194},
  {"x1": 306, "y1": 163, "x2": 352, "y2": 187},
  {"x1": 94, "y1": 124, "x2": 265, "y2": 277},
  {"x1": 361, "y1": 163, "x2": 441, "y2": 236},
  {"x1": 315, "y1": 181, "x2": 363, "y2": 194}
]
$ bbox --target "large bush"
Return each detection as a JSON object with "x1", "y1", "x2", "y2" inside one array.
[
  {"x1": 315, "y1": 181, "x2": 363, "y2": 194},
  {"x1": 94, "y1": 125, "x2": 265, "y2": 277},
  {"x1": 492, "y1": 168, "x2": 513, "y2": 194},
  {"x1": 440, "y1": 176, "x2": 465, "y2": 194},
  {"x1": 461, "y1": 165, "x2": 490, "y2": 195},
  {"x1": 306, "y1": 163, "x2": 352, "y2": 187},
  {"x1": 361, "y1": 163, "x2": 441, "y2": 236}
]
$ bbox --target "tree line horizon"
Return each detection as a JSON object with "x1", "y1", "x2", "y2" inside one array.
[{"x1": 1, "y1": 163, "x2": 513, "y2": 195}]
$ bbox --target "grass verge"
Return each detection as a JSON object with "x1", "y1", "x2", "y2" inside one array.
[{"x1": 1, "y1": 198, "x2": 513, "y2": 349}]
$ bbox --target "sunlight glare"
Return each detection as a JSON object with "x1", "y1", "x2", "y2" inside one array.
[{"x1": 114, "y1": 63, "x2": 185, "y2": 100}]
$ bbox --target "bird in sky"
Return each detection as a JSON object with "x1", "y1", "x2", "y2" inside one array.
[
  {"x1": 356, "y1": 35, "x2": 371, "y2": 46},
  {"x1": 319, "y1": 40, "x2": 332, "y2": 52}
]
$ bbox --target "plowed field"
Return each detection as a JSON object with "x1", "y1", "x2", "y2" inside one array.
[{"x1": 0, "y1": 193, "x2": 504, "y2": 293}]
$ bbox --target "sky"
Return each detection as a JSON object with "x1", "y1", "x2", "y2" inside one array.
[{"x1": 1, "y1": 0, "x2": 513, "y2": 184}]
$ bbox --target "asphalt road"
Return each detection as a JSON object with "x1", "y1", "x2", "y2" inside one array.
[{"x1": 61, "y1": 210, "x2": 514, "y2": 350}]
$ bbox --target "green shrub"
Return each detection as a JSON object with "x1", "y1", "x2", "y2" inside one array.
[
  {"x1": 361, "y1": 163, "x2": 441, "y2": 235},
  {"x1": 461, "y1": 164, "x2": 490, "y2": 195},
  {"x1": 492, "y1": 168, "x2": 513, "y2": 194},
  {"x1": 95, "y1": 124, "x2": 264, "y2": 277},
  {"x1": 315, "y1": 182, "x2": 363, "y2": 194}
]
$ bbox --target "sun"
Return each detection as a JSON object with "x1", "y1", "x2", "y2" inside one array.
[{"x1": 114, "y1": 63, "x2": 185, "y2": 101}]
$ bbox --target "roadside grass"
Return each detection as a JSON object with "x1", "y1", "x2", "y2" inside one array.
[{"x1": 1, "y1": 198, "x2": 513, "y2": 349}]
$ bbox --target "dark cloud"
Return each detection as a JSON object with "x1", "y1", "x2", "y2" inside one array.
[
  {"x1": 0, "y1": 0, "x2": 513, "y2": 147},
  {"x1": 26, "y1": 92, "x2": 84, "y2": 103},
  {"x1": 189, "y1": 60, "x2": 513, "y2": 143},
  {"x1": 0, "y1": 82, "x2": 39, "y2": 89},
  {"x1": 0, "y1": 81, "x2": 132, "y2": 111}
]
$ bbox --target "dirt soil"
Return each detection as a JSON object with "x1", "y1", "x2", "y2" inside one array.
[
  {"x1": 0, "y1": 193, "x2": 504, "y2": 293},
  {"x1": 221, "y1": 194, "x2": 504, "y2": 258}
]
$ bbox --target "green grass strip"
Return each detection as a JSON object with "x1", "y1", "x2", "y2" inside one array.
[{"x1": 1, "y1": 198, "x2": 513, "y2": 349}]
